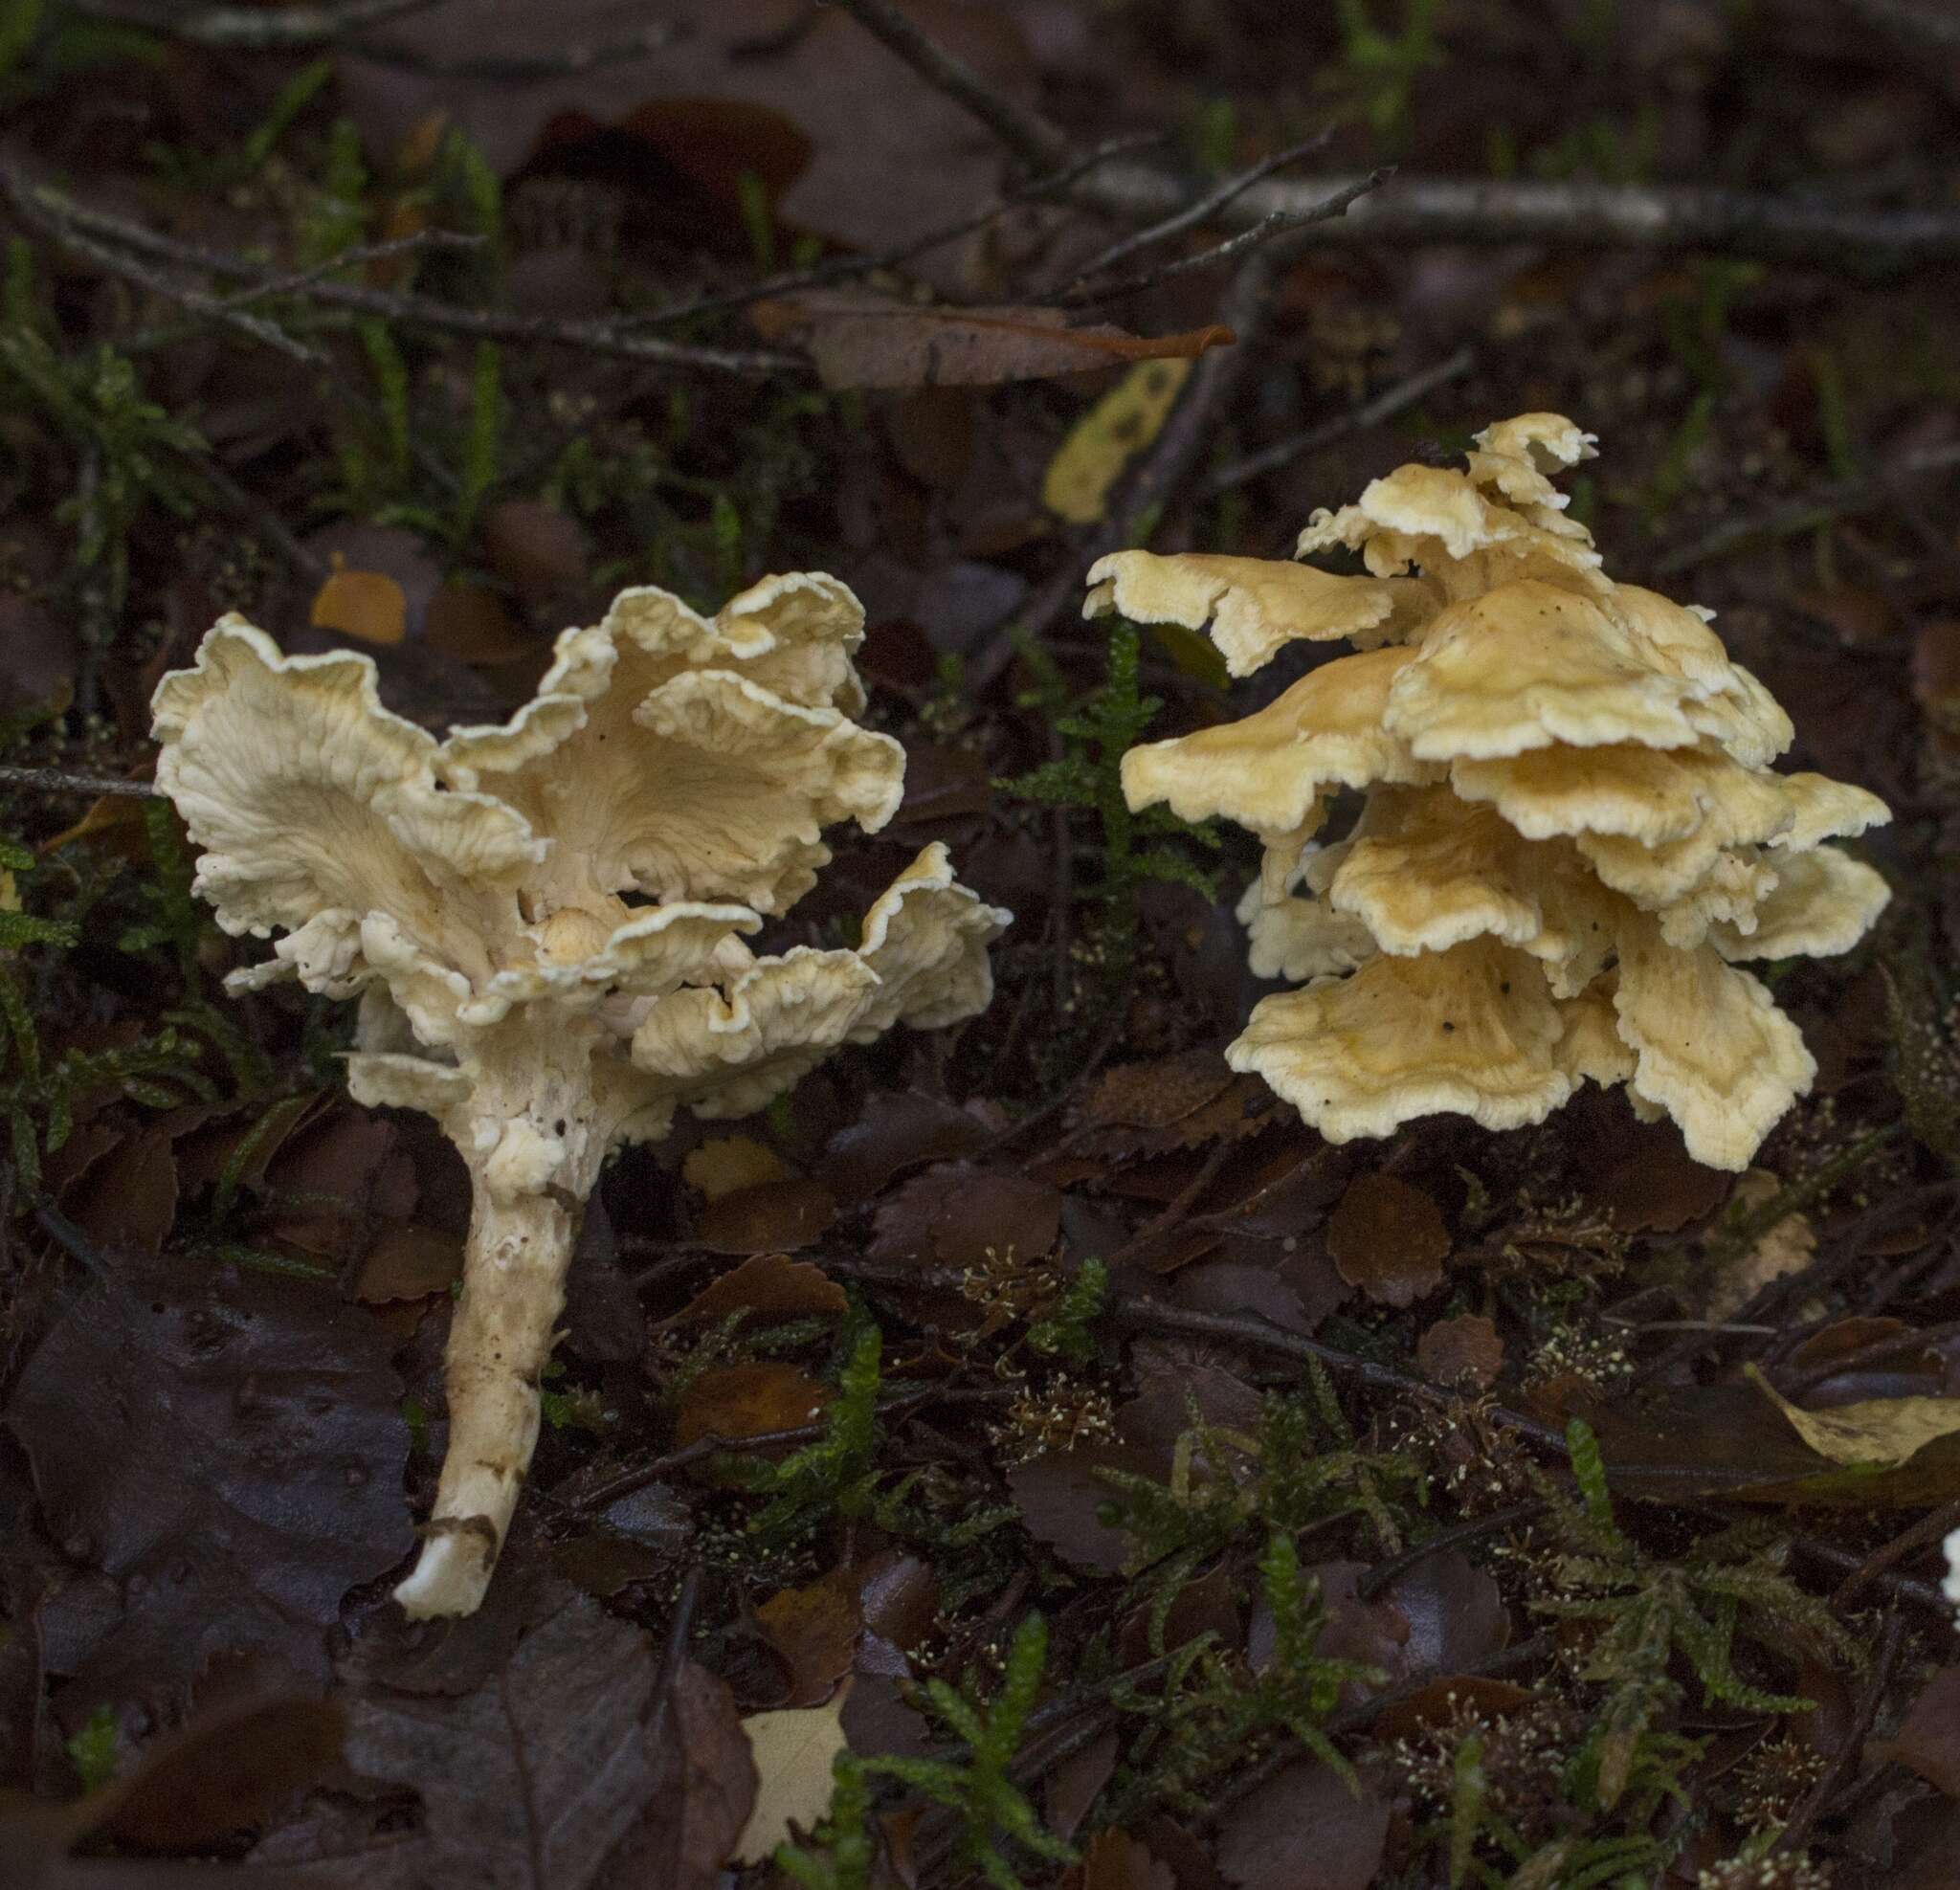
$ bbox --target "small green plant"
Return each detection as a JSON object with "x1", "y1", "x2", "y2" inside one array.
[
  {"x1": 782, "y1": 1613, "x2": 1073, "y2": 1890},
  {"x1": 1098, "y1": 1375, "x2": 1424, "y2": 1629},
  {"x1": 1002, "y1": 620, "x2": 1219, "y2": 990},
  {"x1": 1323, "y1": 0, "x2": 1445, "y2": 142},
  {"x1": 1530, "y1": 1420, "x2": 1857, "y2": 1812},
  {"x1": 1028, "y1": 1256, "x2": 1107, "y2": 1363},
  {"x1": 727, "y1": 1323, "x2": 884, "y2": 1545},
  {"x1": 1111, "y1": 1529, "x2": 1384, "y2": 1818},
  {"x1": 64, "y1": 1703, "x2": 118, "y2": 1792}
]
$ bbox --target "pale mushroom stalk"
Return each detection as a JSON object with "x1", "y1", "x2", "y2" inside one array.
[
  {"x1": 152, "y1": 575, "x2": 1010, "y2": 1619},
  {"x1": 392, "y1": 1020, "x2": 609, "y2": 1616}
]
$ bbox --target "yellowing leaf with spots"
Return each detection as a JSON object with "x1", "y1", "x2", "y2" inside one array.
[
  {"x1": 1042, "y1": 358, "x2": 1192, "y2": 524},
  {"x1": 1747, "y1": 1364, "x2": 1960, "y2": 1469},
  {"x1": 733, "y1": 1681, "x2": 851, "y2": 1864}
]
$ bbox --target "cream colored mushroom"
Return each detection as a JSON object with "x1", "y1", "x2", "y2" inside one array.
[
  {"x1": 152, "y1": 579, "x2": 1010, "y2": 1618},
  {"x1": 1095, "y1": 414, "x2": 1891, "y2": 1168}
]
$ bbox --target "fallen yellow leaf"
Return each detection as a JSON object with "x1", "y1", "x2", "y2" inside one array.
[
  {"x1": 1042, "y1": 357, "x2": 1192, "y2": 524},
  {"x1": 683, "y1": 1134, "x2": 790, "y2": 1202},
  {"x1": 733, "y1": 1681, "x2": 852, "y2": 1864},
  {"x1": 1747, "y1": 1364, "x2": 1960, "y2": 1470},
  {"x1": 311, "y1": 565, "x2": 408, "y2": 646}
]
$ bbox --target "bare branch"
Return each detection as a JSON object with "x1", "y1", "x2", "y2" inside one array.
[
  {"x1": 616, "y1": 133, "x2": 1167, "y2": 332},
  {"x1": 1057, "y1": 167, "x2": 1392, "y2": 308},
  {"x1": 69, "y1": 0, "x2": 448, "y2": 48},
  {"x1": 0, "y1": 766, "x2": 161, "y2": 799},
  {"x1": 1055, "y1": 130, "x2": 1334, "y2": 293},
  {"x1": 1077, "y1": 163, "x2": 1960, "y2": 276},
  {"x1": 0, "y1": 165, "x2": 807, "y2": 378},
  {"x1": 820, "y1": 0, "x2": 1074, "y2": 176}
]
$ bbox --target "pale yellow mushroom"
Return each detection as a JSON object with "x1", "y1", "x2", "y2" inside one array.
[
  {"x1": 1095, "y1": 413, "x2": 1891, "y2": 1168},
  {"x1": 152, "y1": 580, "x2": 1010, "y2": 1618}
]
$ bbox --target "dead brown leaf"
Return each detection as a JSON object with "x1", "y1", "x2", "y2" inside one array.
[
  {"x1": 755, "y1": 1567, "x2": 864, "y2": 1708},
  {"x1": 698, "y1": 1177, "x2": 839, "y2": 1255},
  {"x1": 751, "y1": 291, "x2": 1235, "y2": 390},
  {"x1": 1874, "y1": 1668, "x2": 1960, "y2": 1795},
  {"x1": 1416, "y1": 1313, "x2": 1504, "y2": 1390},
  {"x1": 1214, "y1": 1759, "x2": 1390, "y2": 1890},
  {"x1": 675, "y1": 1363, "x2": 832, "y2": 1453},
  {"x1": 664, "y1": 1253, "x2": 849, "y2": 1328},
  {"x1": 1327, "y1": 1172, "x2": 1449, "y2": 1308},
  {"x1": 1080, "y1": 1827, "x2": 1178, "y2": 1890}
]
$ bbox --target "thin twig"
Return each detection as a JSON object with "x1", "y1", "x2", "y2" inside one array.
[
  {"x1": 1356, "y1": 1501, "x2": 1548, "y2": 1601},
  {"x1": 1771, "y1": 1611, "x2": 1907, "y2": 1856},
  {"x1": 0, "y1": 165, "x2": 807, "y2": 379},
  {"x1": 1788, "y1": 1536, "x2": 1950, "y2": 1617},
  {"x1": 1830, "y1": 1497, "x2": 1960, "y2": 1611},
  {"x1": 1055, "y1": 131, "x2": 1335, "y2": 293},
  {"x1": 1780, "y1": 1316, "x2": 1960, "y2": 1397},
  {"x1": 820, "y1": 0, "x2": 1074, "y2": 176},
  {"x1": 1204, "y1": 345, "x2": 1477, "y2": 497},
  {"x1": 1075, "y1": 162, "x2": 1960, "y2": 277},
  {"x1": 1056, "y1": 169, "x2": 1392, "y2": 309},
  {"x1": 350, "y1": 22, "x2": 682, "y2": 78},
  {"x1": 616, "y1": 134, "x2": 1166, "y2": 332},
  {"x1": 0, "y1": 766, "x2": 160, "y2": 799},
  {"x1": 70, "y1": 0, "x2": 447, "y2": 47}
]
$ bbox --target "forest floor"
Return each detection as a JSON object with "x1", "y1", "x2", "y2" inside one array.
[{"x1": 4, "y1": 2, "x2": 1960, "y2": 1886}]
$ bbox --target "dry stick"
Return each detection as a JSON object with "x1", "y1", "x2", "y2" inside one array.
[
  {"x1": 348, "y1": 22, "x2": 681, "y2": 78},
  {"x1": 1112, "y1": 1297, "x2": 1572, "y2": 1453},
  {"x1": 819, "y1": 0, "x2": 1074, "y2": 176},
  {"x1": 1056, "y1": 168, "x2": 1392, "y2": 309},
  {"x1": 1053, "y1": 129, "x2": 1336, "y2": 294},
  {"x1": 1788, "y1": 1536, "x2": 1949, "y2": 1616},
  {"x1": 1204, "y1": 345, "x2": 1478, "y2": 497},
  {"x1": 0, "y1": 765, "x2": 160, "y2": 799},
  {"x1": 67, "y1": 0, "x2": 447, "y2": 46},
  {"x1": 1771, "y1": 1611, "x2": 1907, "y2": 1857},
  {"x1": 1654, "y1": 439, "x2": 1960, "y2": 573},
  {"x1": 619, "y1": 132, "x2": 1167, "y2": 332},
  {"x1": 1074, "y1": 162, "x2": 1960, "y2": 277},
  {"x1": 0, "y1": 167, "x2": 806, "y2": 379}
]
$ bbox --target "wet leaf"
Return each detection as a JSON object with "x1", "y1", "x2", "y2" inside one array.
[
  {"x1": 665, "y1": 1253, "x2": 848, "y2": 1328},
  {"x1": 338, "y1": 1588, "x2": 754, "y2": 1889},
  {"x1": 1080, "y1": 1826, "x2": 1178, "y2": 1890},
  {"x1": 674, "y1": 1363, "x2": 831, "y2": 1452},
  {"x1": 1214, "y1": 1759, "x2": 1389, "y2": 1890},
  {"x1": 825, "y1": 1093, "x2": 995, "y2": 1204},
  {"x1": 1326, "y1": 1172, "x2": 1449, "y2": 1308},
  {"x1": 1008, "y1": 1445, "x2": 1155, "y2": 1575},
  {"x1": 1416, "y1": 1313, "x2": 1504, "y2": 1389},
  {"x1": 697, "y1": 1177, "x2": 838, "y2": 1255},
  {"x1": 1048, "y1": 1729, "x2": 1118, "y2": 1843},
  {"x1": 735, "y1": 1682, "x2": 851, "y2": 1864},
  {"x1": 355, "y1": 1223, "x2": 465, "y2": 1302},
  {"x1": 480, "y1": 499, "x2": 589, "y2": 607},
  {"x1": 4, "y1": 1256, "x2": 412, "y2": 1701},
  {"x1": 751, "y1": 291, "x2": 1235, "y2": 390},
  {"x1": 755, "y1": 1567, "x2": 863, "y2": 1708},
  {"x1": 424, "y1": 580, "x2": 538, "y2": 665},
  {"x1": 1874, "y1": 1669, "x2": 1960, "y2": 1794},
  {"x1": 71, "y1": 1126, "x2": 177, "y2": 1258}
]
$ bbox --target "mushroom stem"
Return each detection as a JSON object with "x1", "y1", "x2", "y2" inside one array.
[{"x1": 393, "y1": 1029, "x2": 609, "y2": 1619}]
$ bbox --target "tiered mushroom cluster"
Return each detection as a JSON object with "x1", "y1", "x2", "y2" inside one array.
[
  {"x1": 1094, "y1": 413, "x2": 1890, "y2": 1170},
  {"x1": 153, "y1": 574, "x2": 1008, "y2": 1616}
]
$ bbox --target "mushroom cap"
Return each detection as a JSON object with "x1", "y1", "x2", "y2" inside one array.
[
  {"x1": 631, "y1": 843, "x2": 1009, "y2": 1119},
  {"x1": 1613, "y1": 921, "x2": 1817, "y2": 1170},
  {"x1": 1236, "y1": 874, "x2": 1376, "y2": 982},
  {"x1": 1710, "y1": 849, "x2": 1891, "y2": 962},
  {"x1": 1082, "y1": 550, "x2": 1438, "y2": 677},
  {"x1": 153, "y1": 579, "x2": 910, "y2": 1056},
  {"x1": 1315, "y1": 787, "x2": 1620, "y2": 993},
  {"x1": 1226, "y1": 939, "x2": 1604, "y2": 1144},
  {"x1": 1121, "y1": 645, "x2": 1440, "y2": 832}
]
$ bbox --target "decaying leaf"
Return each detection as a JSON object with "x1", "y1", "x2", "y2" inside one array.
[
  {"x1": 309, "y1": 566, "x2": 408, "y2": 646},
  {"x1": 4, "y1": 1256, "x2": 413, "y2": 1701},
  {"x1": 1748, "y1": 1364, "x2": 1960, "y2": 1470},
  {"x1": 663, "y1": 1253, "x2": 849, "y2": 1328},
  {"x1": 735, "y1": 1681, "x2": 852, "y2": 1864},
  {"x1": 751, "y1": 291, "x2": 1235, "y2": 389},
  {"x1": 1327, "y1": 1172, "x2": 1450, "y2": 1308},
  {"x1": 1043, "y1": 360, "x2": 1192, "y2": 524}
]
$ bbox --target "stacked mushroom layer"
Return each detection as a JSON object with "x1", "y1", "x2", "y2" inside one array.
[
  {"x1": 1093, "y1": 413, "x2": 1889, "y2": 1170},
  {"x1": 154, "y1": 575, "x2": 1009, "y2": 1616}
]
